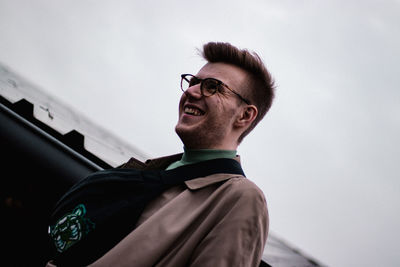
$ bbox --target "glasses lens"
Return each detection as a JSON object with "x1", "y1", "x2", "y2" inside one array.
[
  {"x1": 181, "y1": 75, "x2": 200, "y2": 91},
  {"x1": 202, "y1": 79, "x2": 219, "y2": 96}
]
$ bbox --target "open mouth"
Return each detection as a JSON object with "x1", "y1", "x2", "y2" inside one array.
[{"x1": 184, "y1": 106, "x2": 205, "y2": 116}]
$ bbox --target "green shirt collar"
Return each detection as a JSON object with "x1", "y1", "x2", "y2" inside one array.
[{"x1": 166, "y1": 147, "x2": 237, "y2": 170}]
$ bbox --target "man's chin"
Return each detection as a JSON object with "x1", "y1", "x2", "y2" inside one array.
[
  {"x1": 175, "y1": 125, "x2": 192, "y2": 143},
  {"x1": 175, "y1": 125, "x2": 203, "y2": 149},
  {"x1": 175, "y1": 125, "x2": 221, "y2": 149}
]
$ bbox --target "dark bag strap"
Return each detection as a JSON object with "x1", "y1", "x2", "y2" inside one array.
[
  {"x1": 50, "y1": 158, "x2": 244, "y2": 266},
  {"x1": 160, "y1": 157, "x2": 244, "y2": 183}
]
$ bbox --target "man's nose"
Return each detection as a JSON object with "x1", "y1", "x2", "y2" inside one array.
[{"x1": 184, "y1": 84, "x2": 202, "y2": 99}]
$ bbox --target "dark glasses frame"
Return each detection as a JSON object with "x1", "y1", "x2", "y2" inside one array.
[{"x1": 180, "y1": 74, "x2": 251, "y2": 105}]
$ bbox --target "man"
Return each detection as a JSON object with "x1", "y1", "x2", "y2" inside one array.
[{"x1": 47, "y1": 41, "x2": 275, "y2": 266}]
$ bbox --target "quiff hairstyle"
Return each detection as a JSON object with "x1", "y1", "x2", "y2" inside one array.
[{"x1": 201, "y1": 42, "x2": 275, "y2": 143}]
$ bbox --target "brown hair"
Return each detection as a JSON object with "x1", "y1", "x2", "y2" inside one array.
[{"x1": 201, "y1": 42, "x2": 275, "y2": 143}]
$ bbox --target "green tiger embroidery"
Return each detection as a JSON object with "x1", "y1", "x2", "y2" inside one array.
[{"x1": 49, "y1": 204, "x2": 95, "y2": 253}]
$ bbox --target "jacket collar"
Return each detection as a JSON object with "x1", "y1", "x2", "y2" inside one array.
[
  {"x1": 185, "y1": 172, "x2": 243, "y2": 190},
  {"x1": 121, "y1": 153, "x2": 183, "y2": 170}
]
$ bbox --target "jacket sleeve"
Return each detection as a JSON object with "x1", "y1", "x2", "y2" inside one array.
[{"x1": 188, "y1": 180, "x2": 269, "y2": 267}]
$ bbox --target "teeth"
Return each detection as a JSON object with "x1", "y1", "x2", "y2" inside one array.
[{"x1": 184, "y1": 107, "x2": 203, "y2": 116}]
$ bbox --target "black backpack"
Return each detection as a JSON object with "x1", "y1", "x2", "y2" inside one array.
[{"x1": 48, "y1": 158, "x2": 245, "y2": 266}]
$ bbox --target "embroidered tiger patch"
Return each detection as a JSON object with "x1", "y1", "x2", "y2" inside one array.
[{"x1": 49, "y1": 204, "x2": 95, "y2": 253}]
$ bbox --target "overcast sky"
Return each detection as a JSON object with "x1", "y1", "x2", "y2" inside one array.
[{"x1": 1, "y1": 1, "x2": 399, "y2": 266}]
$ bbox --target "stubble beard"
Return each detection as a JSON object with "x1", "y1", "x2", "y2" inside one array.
[{"x1": 175, "y1": 120, "x2": 227, "y2": 149}]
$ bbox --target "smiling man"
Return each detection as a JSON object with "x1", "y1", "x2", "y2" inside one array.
[
  {"x1": 176, "y1": 62, "x2": 257, "y2": 150},
  {"x1": 47, "y1": 42, "x2": 275, "y2": 267}
]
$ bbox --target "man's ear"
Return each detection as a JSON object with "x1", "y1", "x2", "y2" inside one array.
[{"x1": 235, "y1": 105, "x2": 258, "y2": 128}]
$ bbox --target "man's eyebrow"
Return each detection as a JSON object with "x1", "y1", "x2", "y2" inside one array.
[
  {"x1": 195, "y1": 74, "x2": 228, "y2": 86},
  {"x1": 199, "y1": 75, "x2": 221, "y2": 82}
]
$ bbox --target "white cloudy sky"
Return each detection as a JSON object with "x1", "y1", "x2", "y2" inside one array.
[{"x1": 1, "y1": 1, "x2": 399, "y2": 266}]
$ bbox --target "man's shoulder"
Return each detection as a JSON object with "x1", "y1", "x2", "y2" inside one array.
[
  {"x1": 214, "y1": 176, "x2": 269, "y2": 223},
  {"x1": 224, "y1": 176, "x2": 266, "y2": 201}
]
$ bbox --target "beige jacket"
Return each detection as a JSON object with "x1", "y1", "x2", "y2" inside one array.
[{"x1": 48, "y1": 154, "x2": 269, "y2": 267}]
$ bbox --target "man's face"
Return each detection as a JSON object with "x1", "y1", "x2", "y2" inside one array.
[{"x1": 175, "y1": 62, "x2": 249, "y2": 149}]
